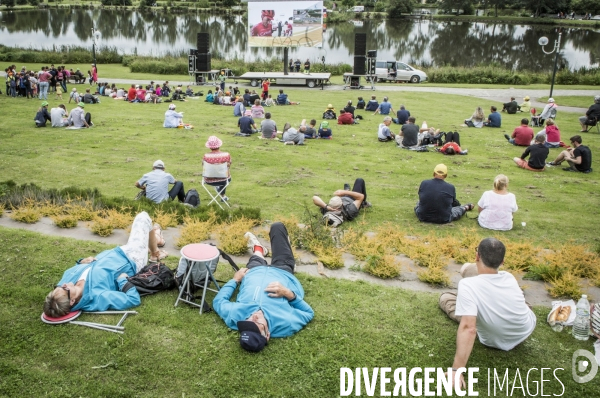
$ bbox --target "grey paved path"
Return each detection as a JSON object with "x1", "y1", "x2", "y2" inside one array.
[{"x1": 2, "y1": 213, "x2": 597, "y2": 307}]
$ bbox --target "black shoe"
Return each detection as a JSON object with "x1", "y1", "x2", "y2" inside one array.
[
  {"x1": 562, "y1": 167, "x2": 576, "y2": 172},
  {"x1": 504, "y1": 134, "x2": 510, "y2": 141},
  {"x1": 344, "y1": 183, "x2": 351, "y2": 191}
]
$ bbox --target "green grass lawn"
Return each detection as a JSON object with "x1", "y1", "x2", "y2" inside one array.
[
  {"x1": 0, "y1": 228, "x2": 598, "y2": 397},
  {"x1": 1, "y1": 82, "x2": 598, "y2": 249},
  {"x1": 538, "y1": 96, "x2": 597, "y2": 108}
]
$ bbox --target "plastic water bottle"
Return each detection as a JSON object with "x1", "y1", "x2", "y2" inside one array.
[{"x1": 572, "y1": 294, "x2": 590, "y2": 341}]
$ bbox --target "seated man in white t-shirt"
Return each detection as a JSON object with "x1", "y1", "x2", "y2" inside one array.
[{"x1": 439, "y1": 238, "x2": 536, "y2": 387}]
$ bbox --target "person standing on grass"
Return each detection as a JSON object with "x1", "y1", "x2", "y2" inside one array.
[
  {"x1": 439, "y1": 238, "x2": 536, "y2": 388},
  {"x1": 43, "y1": 212, "x2": 166, "y2": 318},
  {"x1": 513, "y1": 134, "x2": 548, "y2": 172},
  {"x1": 415, "y1": 164, "x2": 474, "y2": 224},
  {"x1": 504, "y1": 118, "x2": 533, "y2": 146},
  {"x1": 213, "y1": 225, "x2": 314, "y2": 352},
  {"x1": 135, "y1": 160, "x2": 185, "y2": 204},
  {"x1": 91, "y1": 64, "x2": 98, "y2": 86},
  {"x1": 483, "y1": 106, "x2": 501, "y2": 127},
  {"x1": 37, "y1": 67, "x2": 52, "y2": 100},
  {"x1": 547, "y1": 135, "x2": 592, "y2": 173},
  {"x1": 261, "y1": 79, "x2": 270, "y2": 101}
]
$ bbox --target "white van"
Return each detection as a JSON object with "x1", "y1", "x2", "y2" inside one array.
[
  {"x1": 348, "y1": 6, "x2": 364, "y2": 12},
  {"x1": 374, "y1": 61, "x2": 428, "y2": 83}
]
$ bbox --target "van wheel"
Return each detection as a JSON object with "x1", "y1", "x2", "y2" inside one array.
[
  {"x1": 307, "y1": 80, "x2": 316, "y2": 88},
  {"x1": 250, "y1": 79, "x2": 259, "y2": 87},
  {"x1": 379, "y1": 78, "x2": 386, "y2": 83},
  {"x1": 410, "y1": 75, "x2": 420, "y2": 83}
]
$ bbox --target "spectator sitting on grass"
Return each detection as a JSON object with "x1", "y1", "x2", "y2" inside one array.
[
  {"x1": 251, "y1": 99, "x2": 265, "y2": 119},
  {"x1": 344, "y1": 100, "x2": 355, "y2": 118},
  {"x1": 318, "y1": 121, "x2": 332, "y2": 139},
  {"x1": 578, "y1": 95, "x2": 600, "y2": 132},
  {"x1": 83, "y1": 88, "x2": 99, "y2": 104},
  {"x1": 67, "y1": 102, "x2": 91, "y2": 128},
  {"x1": 439, "y1": 238, "x2": 536, "y2": 389},
  {"x1": 322, "y1": 104, "x2": 336, "y2": 120},
  {"x1": 512, "y1": 133, "x2": 548, "y2": 172},
  {"x1": 277, "y1": 89, "x2": 300, "y2": 105},
  {"x1": 501, "y1": 97, "x2": 518, "y2": 114},
  {"x1": 504, "y1": 118, "x2": 533, "y2": 146},
  {"x1": 233, "y1": 97, "x2": 245, "y2": 117},
  {"x1": 414, "y1": 164, "x2": 474, "y2": 224},
  {"x1": 213, "y1": 225, "x2": 314, "y2": 353},
  {"x1": 205, "y1": 90, "x2": 214, "y2": 103},
  {"x1": 68, "y1": 88, "x2": 80, "y2": 104},
  {"x1": 127, "y1": 84, "x2": 136, "y2": 102},
  {"x1": 373, "y1": 96, "x2": 394, "y2": 116},
  {"x1": 535, "y1": 118, "x2": 561, "y2": 148},
  {"x1": 393, "y1": 104, "x2": 410, "y2": 125},
  {"x1": 547, "y1": 135, "x2": 592, "y2": 173},
  {"x1": 260, "y1": 112, "x2": 278, "y2": 139},
  {"x1": 300, "y1": 119, "x2": 317, "y2": 139},
  {"x1": 483, "y1": 106, "x2": 501, "y2": 128},
  {"x1": 464, "y1": 106, "x2": 485, "y2": 128},
  {"x1": 51, "y1": 104, "x2": 69, "y2": 127},
  {"x1": 135, "y1": 159, "x2": 185, "y2": 204},
  {"x1": 396, "y1": 116, "x2": 421, "y2": 147},
  {"x1": 163, "y1": 104, "x2": 183, "y2": 128},
  {"x1": 377, "y1": 116, "x2": 395, "y2": 142},
  {"x1": 34, "y1": 101, "x2": 51, "y2": 127},
  {"x1": 337, "y1": 109, "x2": 355, "y2": 125},
  {"x1": 476, "y1": 174, "x2": 518, "y2": 231},
  {"x1": 365, "y1": 95, "x2": 378, "y2": 111},
  {"x1": 356, "y1": 96, "x2": 366, "y2": 110},
  {"x1": 518, "y1": 96, "x2": 531, "y2": 113},
  {"x1": 43, "y1": 212, "x2": 166, "y2": 318},
  {"x1": 238, "y1": 110, "x2": 258, "y2": 136}
]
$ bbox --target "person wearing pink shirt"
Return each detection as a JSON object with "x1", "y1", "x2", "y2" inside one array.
[{"x1": 38, "y1": 67, "x2": 52, "y2": 100}]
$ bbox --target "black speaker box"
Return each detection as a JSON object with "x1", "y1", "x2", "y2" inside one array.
[
  {"x1": 354, "y1": 33, "x2": 367, "y2": 56},
  {"x1": 367, "y1": 58, "x2": 376, "y2": 75},
  {"x1": 196, "y1": 52, "x2": 211, "y2": 72},
  {"x1": 367, "y1": 50, "x2": 377, "y2": 58},
  {"x1": 354, "y1": 56, "x2": 366, "y2": 75},
  {"x1": 189, "y1": 49, "x2": 197, "y2": 56},
  {"x1": 197, "y1": 32, "x2": 210, "y2": 54},
  {"x1": 188, "y1": 55, "x2": 195, "y2": 73}
]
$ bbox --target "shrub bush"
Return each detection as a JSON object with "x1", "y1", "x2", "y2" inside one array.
[
  {"x1": 53, "y1": 214, "x2": 79, "y2": 228},
  {"x1": 363, "y1": 254, "x2": 400, "y2": 278}
]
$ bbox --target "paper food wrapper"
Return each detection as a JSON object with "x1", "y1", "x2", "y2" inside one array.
[{"x1": 547, "y1": 300, "x2": 576, "y2": 326}]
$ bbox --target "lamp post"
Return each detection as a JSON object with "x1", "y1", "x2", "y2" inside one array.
[
  {"x1": 538, "y1": 31, "x2": 562, "y2": 99},
  {"x1": 91, "y1": 27, "x2": 100, "y2": 73}
]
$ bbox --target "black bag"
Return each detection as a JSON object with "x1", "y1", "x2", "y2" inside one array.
[
  {"x1": 124, "y1": 262, "x2": 176, "y2": 296},
  {"x1": 465, "y1": 120, "x2": 475, "y2": 128},
  {"x1": 432, "y1": 132, "x2": 446, "y2": 147},
  {"x1": 184, "y1": 189, "x2": 200, "y2": 208}
]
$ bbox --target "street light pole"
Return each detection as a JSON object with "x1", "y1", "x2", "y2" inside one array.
[{"x1": 538, "y1": 31, "x2": 562, "y2": 99}]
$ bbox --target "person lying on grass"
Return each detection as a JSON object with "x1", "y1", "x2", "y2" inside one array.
[
  {"x1": 439, "y1": 238, "x2": 536, "y2": 388},
  {"x1": 313, "y1": 178, "x2": 371, "y2": 227},
  {"x1": 213, "y1": 225, "x2": 314, "y2": 352},
  {"x1": 43, "y1": 212, "x2": 166, "y2": 318}
]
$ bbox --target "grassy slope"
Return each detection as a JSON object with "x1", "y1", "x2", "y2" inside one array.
[
  {"x1": 0, "y1": 228, "x2": 597, "y2": 397},
  {"x1": 1, "y1": 82, "x2": 598, "y2": 248}
]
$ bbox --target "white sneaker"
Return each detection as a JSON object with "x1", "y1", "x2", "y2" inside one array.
[{"x1": 244, "y1": 232, "x2": 269, "y2": 256}]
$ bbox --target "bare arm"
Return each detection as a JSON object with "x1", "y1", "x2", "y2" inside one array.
[
  {"x1": 449, "y1": 315, "x2": 477, "y2": 387},
  {"x1": 477, "y1": 206, "x2": 483, "y2": 213}
]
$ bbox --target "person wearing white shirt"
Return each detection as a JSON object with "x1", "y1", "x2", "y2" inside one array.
[
  {"x1": 163, "y1": 104, "x2": 183, "y2": 128},
  {"x1": 439, "y1": 238, "x2": 536, "y2": 388},
  {"x1": 50, "y1": 105, "x2": 69, "y2": 127},
  {"x1": 477, "y1": 174, "x2": 518, "y2": 231}
]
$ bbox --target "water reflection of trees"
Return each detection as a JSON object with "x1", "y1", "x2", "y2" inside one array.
[{"x1": 1, "y1": 9, "x2": 598, "y2": 71}]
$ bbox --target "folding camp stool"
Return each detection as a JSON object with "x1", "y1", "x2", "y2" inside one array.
[
  {"x1": 175, "y1": 243, "x2": 221, "y2": 314},
  {"x1": 41, "y1": 310, "x2": 137, "y2": 334},
  {"x1": 201, "y1": 161, "x2": 231, "y2": 210}
]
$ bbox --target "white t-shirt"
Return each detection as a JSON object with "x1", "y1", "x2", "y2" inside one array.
[
  {"x1": 477, "y1": 191, "x2": 518, "y2": 231},
  {"x1": 50, "y1": 107, "x2": 68, "y2": 127},
  {"x1": 455, "y1": 272, "x2": 536, "y2": 351},
  {"x1": 79, "y1": 267, "x2": 91, "y2": 282},
  {"x1": 116, "y1": 89, "x2": 125, "y2": 98}
]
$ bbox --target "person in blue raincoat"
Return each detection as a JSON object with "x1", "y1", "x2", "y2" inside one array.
[{"x1": 43, "y1": 212, "x2": 164, "y2": 318}]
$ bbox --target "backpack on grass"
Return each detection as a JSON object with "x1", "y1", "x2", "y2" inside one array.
[
  {"x1": 184, "y1": 189, "x2": 200, "y2": 208},
  {"x1": 123, "y1": 262, "x2": 176, "y2": 296}
]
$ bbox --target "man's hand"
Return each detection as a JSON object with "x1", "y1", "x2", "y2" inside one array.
[
  {"x1": 80, "y1": 257, "x2": 96, "y2": 264},
  {"x1": 333, "y1": 190, "x2": 345, "y2": 197},
  {"x1": 265, "y1": 282, "x2": 295, "y2": 300},
  {"x1": 233, "y1": 268, "x2": 249, "y2": 283}
]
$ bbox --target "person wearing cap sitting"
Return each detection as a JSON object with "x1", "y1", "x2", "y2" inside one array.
[
  {"x1": 415, "y1": 164, "x2": 474, "y2": 224},
  {"x1": 318, "y1": 121, "x2": 332, "y2": 139},
  {"x1": 438, "y1": 238, "x2": 536, "y2": 389},
  {"x1": 501, "y1": 97, "x2": 518, "y2": 114},
  {"x1": 312, "y1": 178, "x2": 371, "y2": 227},
  {"x1": 238, "y1": 110, "x2": 258, "y2": 136},
  {"x1": 163, "y1": 104, "x2": 184, "y2": 128},
  {"x1": 203, "y1": 135, "x2": 231, "y2": 202},
  {"x1": 135, "y1": 160, "x2": 186, "y2": 204},
  {"x1": 34, "y1": 101, "x2": 52, "y2": 127},
  {"x1": 67, "y1": 102, "x2": 91, "y2": 128},
  {"x1": 518, "y1": 96, "x2": 531, "y2": 113},
  {"x1": 538, "y1": 98, "x2": 558, "y2": 125},
  {"x1": 579, "y1": 95, "x2": 600, "y2": 132},
  {"x1": 322, "y1": 104, "x2": 336, "y2": 120},
  {"x1": 213, "y1": 225, "x2": 314, "y2": 353},
  {"x1": 43, "y1": 212, "x2": 167, "y2": 318}
]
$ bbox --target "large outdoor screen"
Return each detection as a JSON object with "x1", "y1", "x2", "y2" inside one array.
[{"x1": 248, "y1": 0, "x2": 324, "y2": 48}]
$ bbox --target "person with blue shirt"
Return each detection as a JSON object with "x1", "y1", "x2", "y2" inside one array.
[
  {"x1": 483, "y1": 106, "x2": 502, "y2": 127},
  {"x1": 393, "y1": 104, "x2": 411, "y2": 124},
  {"x1": 43, "y1": 212, "x2": 164, "y2": 318},
  {"x1": 233, "y1": 97, "x2": 245, "y2": 116},
  {"x1": 373, "y1": 96, "x2": 394, "y2": 116},
  {"x1": 213, "y1": 224, "x2": 314, "y2": 352},
  {"x1": 135, "y1": 159, "x2": 185, "y2": 204}
]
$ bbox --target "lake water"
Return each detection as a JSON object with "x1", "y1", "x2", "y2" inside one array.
[{"x1": 0, "y1": 9, "x2": 599, "y2": 72}]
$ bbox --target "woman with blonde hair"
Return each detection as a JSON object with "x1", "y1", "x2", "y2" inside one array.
[
  {"x1": 464, "y1": 106, "x2": 485, "y2": 128},
  {"x1": 477, "y1": 174, "x2": 518, "y2": 231}
]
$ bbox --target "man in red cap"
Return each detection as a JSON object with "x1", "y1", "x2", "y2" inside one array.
[{"x1": 251, "y1": 10, "x2": 274, "y2": 37}]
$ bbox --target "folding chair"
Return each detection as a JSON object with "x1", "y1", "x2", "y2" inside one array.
[
  {"x1": 584, "y1": 116, "x2": 599, "y2": 133},
  {"x1": 530, "y1": 108, "x2": 541, "y2": 127},
  {"x1": 41, "y1": 310, "x2": 137, "y2": 334},
  {"x1": 201, "y1": 161, "x2": 231, "y2": 210},
  {"x1": 175, "y1": 244, "x2": 221, "y2": 314}
]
